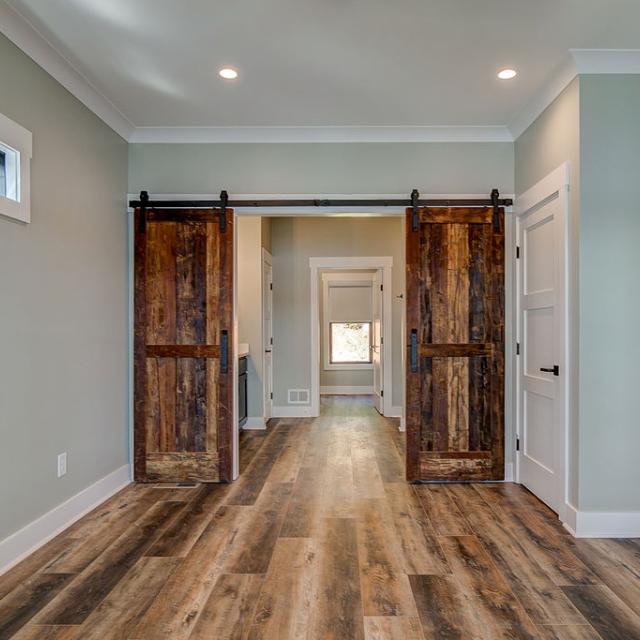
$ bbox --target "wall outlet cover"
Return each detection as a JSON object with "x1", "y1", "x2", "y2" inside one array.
[{"x1": 57, "y1": 452, "x2": 67, "y2": 478}]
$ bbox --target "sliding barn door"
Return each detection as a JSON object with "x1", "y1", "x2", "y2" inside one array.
[
  {"x1": 134, "y1": 208, "x2": 233, "y2": 482},
  {"x1": 406, "y1": 207, "x2": 504, "y2": 481}
]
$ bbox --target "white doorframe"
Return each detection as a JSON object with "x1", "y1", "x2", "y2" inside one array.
[
  {"x1": 514, "y1": 163, "x2": 571, "y2": 525},
  {"x1": 261, "y1": 248, "x2": 273, "y2": 420},
  {"x1": 310, "y1": 256, "x2": 393, "y2": 418}
]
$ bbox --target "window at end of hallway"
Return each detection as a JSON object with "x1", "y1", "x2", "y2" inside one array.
[{"x1": 330, "y1": 322, "x2": 372, "y2": 364}]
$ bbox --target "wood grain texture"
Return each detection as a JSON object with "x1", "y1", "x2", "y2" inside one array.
[
  {"x1": 561, "y1": 584, "x2": 640, "y2": 640},
  {"x1": 419, "y1": 207, "x2": 494, "y2": 224},
  {"x1": 134, "y1": 208, "x2": 233, "y2": 483},
  {"x1": 190, "y1": 574, "x2": 263, "y2": 640},
  {"x1": 406, "y1": 206, "x2": 504, "y2": 481},
  {"x1": 32, "y1": 500, "x2": 185, "y2": 626},
  {"x1": 1, "y1": 397, "x2": 637, "y2": 640}
]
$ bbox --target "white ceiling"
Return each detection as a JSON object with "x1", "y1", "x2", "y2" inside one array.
[{"x1": 4, "y1": 0, "x2": 640, "y2": 138}]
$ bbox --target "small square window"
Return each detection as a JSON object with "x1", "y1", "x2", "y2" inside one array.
[
  {"x1": 0, "y1": 142, "x2": 19, "y2": 202},
  {"x1": 330, "y1": 322, "x2": 372, "y2": 364},
  {"x1": 0, "y1": 112, "x2": 32, "y2": 223}
]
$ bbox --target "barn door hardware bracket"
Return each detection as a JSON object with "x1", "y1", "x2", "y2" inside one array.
[
  {"x1": 411, "y1": 189, "x2": 420, "y2": 231},
  {"x1": 491, "y1": 188, "x2": 500, "y2": 212},
  {"x1": 137, "y1": 190, "x2": 149, "y2": 232},
  {"x1": 219, "y1": 190, "x2": 228, "y2": 232}
]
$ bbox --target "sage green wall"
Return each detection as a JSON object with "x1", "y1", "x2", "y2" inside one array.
[
  {"x1": 0, "y1": 34, "x2": 128, "y2": 541},
  {"x1": 271, "y1": 217, "x2": 404, "y2": 407},
  {"x1": 578, "y1": 75, "x2": 640, "y2": 512},
  {"x1": 514, "y1": 78, "x2": 581, "y2": 506},
  {"x1": 129, "y1": 142, "x2": 514, "y2": 194}
]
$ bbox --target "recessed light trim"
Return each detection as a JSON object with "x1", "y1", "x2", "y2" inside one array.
[
  {"x1": 497, "y1": 68, "x2": 517, "y2": 80},
  {"x1": 219, "y1": 67, "x2": 238, "y2": 80}
]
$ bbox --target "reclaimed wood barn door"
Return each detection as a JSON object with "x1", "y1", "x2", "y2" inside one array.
[
  {"x1": 406, "y1": 207, "x2": 504, "y2": 481},
  {"x1": 134, "y1": 207, "x2": 233, "y2": 482}
]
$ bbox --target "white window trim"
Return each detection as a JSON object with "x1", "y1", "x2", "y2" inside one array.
[
  {"x1": 0, "y1": 112, "x2": 32, "y2": 224},
  {"x1": 321, "y1": 272, "x2": 375, "y2": 371}
]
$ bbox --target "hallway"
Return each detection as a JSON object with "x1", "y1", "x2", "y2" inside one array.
[{"x1": 1, "y1": 396, "x2": 639, "y2": 639}]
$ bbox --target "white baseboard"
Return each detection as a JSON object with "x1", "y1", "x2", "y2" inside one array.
[
  {"x1": 272, "y1": 405, "x2": 314, "y2": 418},
  {"x1": 563, "y1": 503, "x2": 640, "y2": 538},
  {"x1": 0, "y1": 464, "x2": 131, "y2": 575},
  {"x1": 386, "y1": 406, "x2": 403, "y2": 418},
  {"x1": 504, "y1": 463, "x2": 514, "y2": 482},
  {"x1": 320, "y1": 386, "x2": 373, "y2": 395},
  {"x1": 242, "y1": 417, "x2": 267, "y2": 430}
]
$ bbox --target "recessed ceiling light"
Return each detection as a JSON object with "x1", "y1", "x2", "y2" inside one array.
[
  {"x1": 497, "y1": 68, "x2": 517, "y2": 80},
  {"x1": 219, "y1": 67, "x2": 238, "y2": 80}
]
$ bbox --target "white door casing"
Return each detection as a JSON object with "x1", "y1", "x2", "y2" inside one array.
[
  {"x1": 516, "y1": 163, "x2": 570, "y2": 519},
  {"x1": 372, "y1": 269, "x2": 384, "y2": 413},
  {"x1": 262, "y1": 249, "x2": 273, "y2": 420}
]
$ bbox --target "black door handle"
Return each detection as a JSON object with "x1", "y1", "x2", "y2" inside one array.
[
  {"x1": 540, "y1": 365, "x2": 559, "y2": 376},
  {"x1": 220, "y1": 330, "x2": 229, "y2": 374},
  {"x1": 410, "y1": 330, "x2": 418, "y2": 373}
]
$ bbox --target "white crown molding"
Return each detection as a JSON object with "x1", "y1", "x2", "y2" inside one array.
[
  {"x1": 3, "y1": 9, "x2": 638, "y2": 148},
  {"x1": 510, "y1": 49, "x2": 640, "y2": 140},
  {"x1": 571, "y1": 48, "x2": 640, "y2": 74},
  {"x1": 0, "y1": 1, "x2": 134, "y2": 141},
  {"x1": 129, "y1": 125, "x2": 513, "y2": 144}
]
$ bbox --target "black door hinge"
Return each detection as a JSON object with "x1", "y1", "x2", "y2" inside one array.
[
  {"x1": 516, "y1": 342, "x2": 520, "y2": 355},
  {"x1": 270, "y1": 392, "x2": 273, "y2": 400},
  {"x1": 380, "y1": 284, "x2": 383, "y2": 291},
  {"x1": 516, "y1": 246, "x2": 520, "y2": 259},
  {"x1": 270, "y1": 336, "x2": 273, "y2": 345},
  {"x1": 516, "y1": 437, "x2": 520, "y2": 452},
  {"x1": 380, "y1": 390, "x2": 384, "y2": 397},
  {"x1": 270, "y1": 282, "x2": 273, "y2": 290},
  {"x1": 380, "y1": 336, "x2": 384, "y2": 345}
]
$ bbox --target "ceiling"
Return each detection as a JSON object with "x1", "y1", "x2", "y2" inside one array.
[{"x1": 4, "y1": 0, "x2": 640, "y2": 138}]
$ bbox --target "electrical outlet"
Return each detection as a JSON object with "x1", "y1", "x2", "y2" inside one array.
[{"x1": 57, "y1": 452, "x2": 67, "y2": 478}]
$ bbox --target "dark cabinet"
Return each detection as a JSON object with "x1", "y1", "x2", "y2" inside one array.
[{"x1": 239, "y1": 356, "x2": 248, "y2": 427}]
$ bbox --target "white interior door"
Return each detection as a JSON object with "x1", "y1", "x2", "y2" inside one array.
[
  {"x1": 517, "y1": 171, "x2": 567, "y2": 515},
  {"x1": 372, "y1": 269, "x2": 384, "y2": 414},
  {"x1": 262, "y1": 251, "x2": 273, "y2": 419}
]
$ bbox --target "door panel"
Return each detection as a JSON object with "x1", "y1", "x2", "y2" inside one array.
[
  {"x1": 518, "y1": 196, "x2": 563, "y2": 511},
  {"x1": 406, "y1": 207, "x2": 504, "y2": 481},
  {"x1": 135, "y1": 208, "x2": 233, "y2": 482}
]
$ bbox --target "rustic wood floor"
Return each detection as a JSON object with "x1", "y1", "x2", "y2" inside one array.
[{"x1": 1, "y1": 396, "x2": 639, "y2": 639}]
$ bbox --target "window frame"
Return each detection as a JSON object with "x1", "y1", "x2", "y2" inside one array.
[
  {"x1": 329, "y1": 321, "x2": 373, "y2": 365},
  {"x1": 321, "y1": 272, "x2": 374, "y2": 371},
  {"x1": 0, "y1": 112, "x2": 32, "y2": 224}
]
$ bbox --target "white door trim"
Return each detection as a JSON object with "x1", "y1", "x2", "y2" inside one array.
[
  {"x1": 309, "y1": 256, "x2": 393, "y2": 417},
  {"x1": 261, "y1": 248, "x2": 273, "y2": 420},
  {"x1": 514, "y1": 162, "x2": 572, "y2": 526}
]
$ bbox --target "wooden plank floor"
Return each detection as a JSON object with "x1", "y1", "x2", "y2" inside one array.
[{"x1": 1, "y1": 395, "x2": 639, "y2": 639}]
